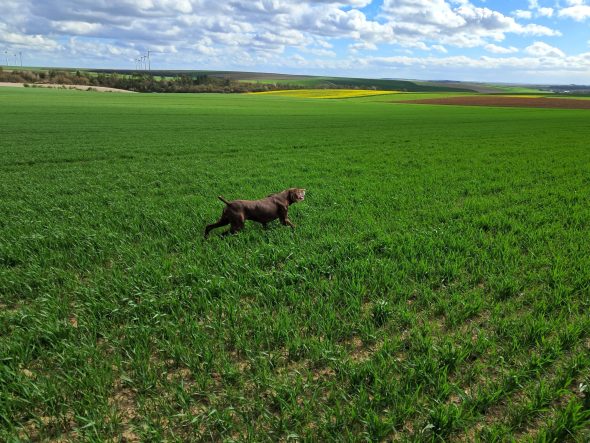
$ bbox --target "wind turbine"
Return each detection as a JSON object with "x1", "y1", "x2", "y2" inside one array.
[{"x1": 146, "y1": 50, "x2": 166, "y2": 71}]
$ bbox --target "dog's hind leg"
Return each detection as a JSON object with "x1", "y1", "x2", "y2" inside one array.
[
  {"x1": 205, "y1": 217, "x2": 229, "y2": 238},
  {"x1": 222, "y1": 214, "x2": 245, "y2": 236},
  {"x1": 228, "y1": 220, "x2": 245, "y2": 235}
]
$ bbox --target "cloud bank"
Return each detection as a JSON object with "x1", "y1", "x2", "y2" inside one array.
[{"x1": 0, "y1": 0, "x2": 587, "y2": 83}]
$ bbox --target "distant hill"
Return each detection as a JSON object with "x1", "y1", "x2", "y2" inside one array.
[
  {"x1": 414, "y1": 80, "x2": 550, "y2": 94},
  {"x1": 4, "y1": 66, "x2": 573, "y2": 94},
  {"x1": 90, "y1": 69, "x2": 475, "y2": 93}
]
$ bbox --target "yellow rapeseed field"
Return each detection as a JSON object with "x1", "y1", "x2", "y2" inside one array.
[{"x1": 251, "y1": 89, "x2": 399, "y2": 99}]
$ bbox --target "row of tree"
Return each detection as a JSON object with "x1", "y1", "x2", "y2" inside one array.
[{"x1": 0, "y1": 68, "x2": 304, "y2": 93}]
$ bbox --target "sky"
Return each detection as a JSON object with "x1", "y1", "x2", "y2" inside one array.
[{"x1": 1, "y1": 0, "x2": 589, "y2": 84}]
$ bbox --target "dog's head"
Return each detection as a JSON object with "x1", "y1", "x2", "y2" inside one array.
[{"x1": 288, "y1": 188, "x2": 306, "y2": 203}]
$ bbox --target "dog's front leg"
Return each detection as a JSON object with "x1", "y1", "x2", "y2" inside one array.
[{"x1": 278, "y1": 205, "x2": 295, "y2": 228}]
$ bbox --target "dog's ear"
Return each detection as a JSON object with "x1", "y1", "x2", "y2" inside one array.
[{"x1": 287, "y1": 188, "x2": 297, "y2": 203}]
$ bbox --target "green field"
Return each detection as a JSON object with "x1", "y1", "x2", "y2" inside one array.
[
  {"x1": 239, "y1": 76, "x2": 472, "y2": 92},
  {"x1": 488, "y1": 86, "x2": 549, "y2": 94},
  {"x1": 1, "y1": 87, "x2": 589, "y2": 441}
]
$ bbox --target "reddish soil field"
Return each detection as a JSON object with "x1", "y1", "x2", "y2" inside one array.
[{"x1": 404, "y1": 95, "x2": 590, "y2": 109}]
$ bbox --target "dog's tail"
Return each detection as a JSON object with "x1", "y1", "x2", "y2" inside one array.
[{"x1": 218, "y1": 195, "x2": 231, "y2": 205}]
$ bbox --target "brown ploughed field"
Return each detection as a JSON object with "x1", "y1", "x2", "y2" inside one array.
[{"x1": 404, "y1": 95, "x2": 590, "y2": 109}]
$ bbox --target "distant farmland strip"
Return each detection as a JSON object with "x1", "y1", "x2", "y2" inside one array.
[
  {"x1": 252, "y1": 89, "x2": 399, "y2": 99},
  {"x1": 404, "y1": 95, "x2": 590, "y2": 109}
]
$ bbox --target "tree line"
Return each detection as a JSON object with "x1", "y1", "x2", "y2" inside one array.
[{"x1": 0, "y1": 68, "x2": 303, "y2": 93}]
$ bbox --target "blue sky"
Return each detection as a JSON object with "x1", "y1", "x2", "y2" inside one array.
[{"x1": 1, "y1": 0, "x2": 589, "y2": 83}]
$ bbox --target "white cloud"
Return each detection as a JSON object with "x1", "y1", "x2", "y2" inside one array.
[
  {"x1": 381, "y1": 0, "x2": 467, "y2": 28},
  {"x1": 0, "y1": 22, "x2": 60, "y2": 50},
  {"x1": 382, "y1": 0, "x2": 560, "y2": 49},
  {"x1": 558, "y1": 2, "x2": 590, "y2": 21},
  {"x1": 290, "y1": 54, "x2": 307, "y2": 65},
  {"x1": 254, "y1": 29, "x2": 307, "y2": 47},
  {"x1": 51, "y1": 20, "x2": 102, "y2": 35},
  {"x1": 519, "y1": 23, "x2": 560, "y2": 36},
  {"x1": 537, "y1": 7, "x2": 554, "y2": 17},
  {"x1": 484, "y1": 43, "x2": 518, "y2": 54},
  {"x1": 0, "y1": 0, "x2": 584, "y2": 83},
  {"x1": 316, "y1": 39, "x2": 333, "y2": 49},
  {"x1": 349, "y1": 41, "x2": 378, "y2": 52},
  {"x1": 513, "y1": 10, "x2": 533, "y2": 19},
  {"x1": 67, "y1": 37, "x2": 140, "y2": 59},
  {"x1": 190, "y1": 38, "x2": 218, "y2": 56},
  {"x1": 516, "y1": 1, "x2": 554, "y2": 19},
  {"x1": 525, "y1": 41, "x2": 566, "y2": 57},
  {"x1": 366, "y1": 52, "x2": 589, "y2": 72},
  {"x1": 0, "y1": 0, "x2": 562, "y2": 63},
  {"x1": 303, "y1": 47, "x2": 337, "y2": 57}
]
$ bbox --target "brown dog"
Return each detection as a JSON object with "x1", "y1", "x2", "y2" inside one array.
[{"x1": 204, "y1": 188, "x2": 306, "y2": 237}]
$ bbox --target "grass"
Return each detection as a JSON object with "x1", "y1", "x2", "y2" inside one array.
[{"x1": 1, "y1": 86, "x2": 589, "y2": 441}]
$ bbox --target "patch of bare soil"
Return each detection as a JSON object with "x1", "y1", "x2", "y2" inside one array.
[
  {"x1": 403, "y1": 95, "x2": 590, "y2": 109},
  {"x1": 0, "y1": 82, "x2": 134, "y2": 93}
]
